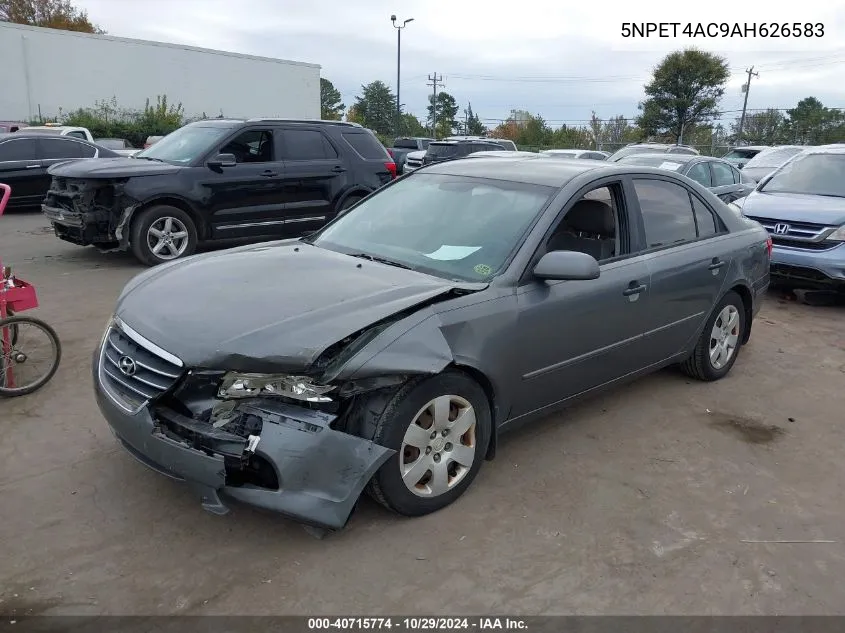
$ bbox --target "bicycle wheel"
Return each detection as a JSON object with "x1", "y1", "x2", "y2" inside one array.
[{"x1": 0, "y1": 316, "x2": 62, "y2": 397}]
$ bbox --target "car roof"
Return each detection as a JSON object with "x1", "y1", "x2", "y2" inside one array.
[
  {"x1": 728, "y1": 145, "x2": 769, "y2": 151},
  {"x1": 801, "y1": 144, "x2": 845, "y2": 155},
  {"x1": 470, "y1": 150, "x2": 540, "y2": 158},
  {"x1": 0, "y1": 132, "x2": 92, "y2": 142},
  {"x1": 423, "y1": 154, "x2": 611, "y2": 186},
  {"x1": 617, "y1": 152, "x2": 699, "y2": 164}
]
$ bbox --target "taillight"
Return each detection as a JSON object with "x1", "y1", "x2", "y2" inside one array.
[
  {"x1": 385, "y1": 161, "x2": 397, "y2": 179},
  {"x1": 765, "y1": 237, "x2": 773, "y2": 258}
]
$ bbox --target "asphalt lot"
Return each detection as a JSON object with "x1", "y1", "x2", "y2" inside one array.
[{"x1": 2, "y1": 210, "x2": 845, "y2": 616}]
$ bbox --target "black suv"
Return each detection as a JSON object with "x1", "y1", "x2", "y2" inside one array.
[
  {"x1": 421, "y1": 139, "x2": 507, "y2": 166},
  {"x1": 42, "y1": 119, "x2": 397, "y2": 265}
]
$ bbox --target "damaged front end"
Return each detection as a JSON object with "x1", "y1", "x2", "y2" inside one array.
[{"x1": 42, "y1": 177, "x2": 137, "y2": 251}]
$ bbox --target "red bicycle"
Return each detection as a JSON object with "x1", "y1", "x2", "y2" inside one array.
[{"x1": 0, "y1": 183, "x2": 61, "y2": 397}]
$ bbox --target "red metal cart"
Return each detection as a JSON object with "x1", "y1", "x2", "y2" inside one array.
[{"x1": 0, "y1": 183, "x2": 62, "y2": 396}]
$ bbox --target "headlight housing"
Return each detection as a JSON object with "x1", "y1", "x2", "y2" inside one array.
[
  {"x1": 827, "y1": 225, "x2": 845, "y2": 242},
  {"x1": 218, "y1": 373, "x2": 334, "y2": 402}
]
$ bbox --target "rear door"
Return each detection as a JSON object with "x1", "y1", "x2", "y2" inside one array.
[
  {"x1": 203, "y1": 127, "x2": 288, "y2": 238},
  {"x1": 277, "y1": 127, "x2": 346, "y2": 233},
  {"x1": 0, "y1": 138, "x2": 43, "y2": 209},
  {"x1": 629, "y1": 177, "x2": 731, "y2": 364},
  {"x1": 709, "y1": 160, "x2": 747, "y2": 203}
]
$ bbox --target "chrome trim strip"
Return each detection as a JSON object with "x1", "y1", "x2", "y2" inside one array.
[
  {"x1": 216, "y1": 216, "x2": 326, "y2": 231},
  {"x1": 114, "y1": 317, "x2": 184, "y2": 367}
]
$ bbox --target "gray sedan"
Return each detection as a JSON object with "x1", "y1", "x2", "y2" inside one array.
[
  {"x1": 616, "y1": 153, "x2": 756, "y2": 203},
  {"x1": 93, "y1": 157, "x2": 771, "y2": 531}
]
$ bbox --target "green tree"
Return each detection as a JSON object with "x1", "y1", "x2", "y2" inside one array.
[
  {"x1": 1, "y1": 0, "x2": 103, "y2": 32},
  {"x1": 783, "y1": 97, "x2": 844, "y2": 145},
  {"x1": 320, "y1": 78, "x2": 345, "y2": 120},
  {"x1": 352, "y1": 81, "x2": 396, "y2": 136},
  {"x1": 731, "y1": 108, "x2": 786, "y2": 145},
  {"x1": 636, "y1": 48, "x2": 729, "y2": 143},
  {"x1": 427, "y1": 91, "x2": 459, "y2": 138},
  {"x1": 464, "y1": 103, "x2": 486, "y2": 135},
  {"x1": 399, "y1": 113, "x2": 427, "y2": 137}
]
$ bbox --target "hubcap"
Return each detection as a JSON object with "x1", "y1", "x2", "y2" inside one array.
[
  {"x1": 147, "y1": 217, "x2": 190, "y2": 260},
  {"x1": 399, "y1": 395, "x2": 477, "y2": 498},
  {"x1": 709, "y1": 305, "x2": 740, "y2": 370}
]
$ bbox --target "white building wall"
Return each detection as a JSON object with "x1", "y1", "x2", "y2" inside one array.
[{"x1": 0, "y1": 22, "x2": 320, "y2": 122}]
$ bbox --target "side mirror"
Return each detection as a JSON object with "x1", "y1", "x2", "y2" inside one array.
[
  {"x1": 208, "y1": 153, "x2": 237, "y2": 168},
  {"x1": 533, "y1": 250, "x2": 600, "y2": 281}
]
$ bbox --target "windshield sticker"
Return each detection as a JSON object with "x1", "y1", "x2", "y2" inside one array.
[
  {"x1": 473, "y1": 264, "x2": 492, "y2": 276},
  {"x1": 659, "y1": 161, "x2": 683, "y2": 170},
  {"x1": 424, "y1": 245, "x2": 482, "y2": 261}
]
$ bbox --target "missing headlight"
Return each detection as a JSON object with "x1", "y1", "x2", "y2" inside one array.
[{"x1": 218, "y1": 373, "x2": 335, "y2": 403}]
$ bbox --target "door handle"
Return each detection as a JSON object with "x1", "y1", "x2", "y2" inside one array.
[
  {"x1": 708, "y1": 259, "x2": 725, "y2": 271},
  {"x1": 25, "y1": 164, "x2": 40, "y2": 169},
  {"x1": 622, "y1": 283, "x2": 647, "y2": 296},
  {"x1": 260, "y1": 170, "x2": 279, "y2": 177},
  {"x1": 331, "y1": 166, "x2": 347, "y2": 173}
]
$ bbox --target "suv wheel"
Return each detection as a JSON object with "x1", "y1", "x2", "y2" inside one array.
[{"x1": 130, "y1": 205, "x2": 198, "y2": 266}]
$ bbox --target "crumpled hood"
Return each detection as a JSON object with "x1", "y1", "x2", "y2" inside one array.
[
  {"x1": 741, "y1": 190, "x2": 845, "y2": 226},
  {"x1": 48, "y1": 156, "x2": 183, "y2": 178},
  {"x1": 116, "y1": 242, "x2": 476, "y2": 372}
]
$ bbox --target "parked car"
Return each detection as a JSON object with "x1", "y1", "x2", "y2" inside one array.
[
  {"x1": 17, "y1": 124, "x2": 94, "y2": 142},
  {"x1": 422, "y1": 140, "x2": 507, "y2": 166},
  {"x1": 95, "y1": 138, "x2": 140, "y2": 157},
  {"x1": 540, "y1": 149, "x2": 610, "y2": 160},
  {"x1": 608, "y1": 143, "x2": 700, "y2": 162},
  {"x1": 615, "y1": 153, "x2": 755, "y2": 203},
  {"x1": 0, "y1": 132, "x2": 119, "y2": 210},
  {"x1": 730, "y1": 145, "x2": 845, "y2": 291},
  {"x1": 722, "y1": 145, "x2": 768, "y2": 168},
  {"x1": 42, "y1": 118, "x2": 397, "y2": 265},
  {"x1": 403, "y1": 149, "x2": 427, "y2": 173},
  {"x1": 388, "y1": 137, "x2": 433, "y2": 172},
  {"x1": 468, "y1": 150, "x2": 543, "y2": 159},
  {"x1": 739, "y1": 145, "x2": 806, "y2": 183},
  {"x1": 0, "y1": 121, "x2": 26, "y2": 133},
  {"x1": 446, "y1": 136, "x2": 518, "y2": 151},
  {"x1": 144, "y1": 135, "x2": 164, "y2": 149},
  {"x1": 93, "y1": 156, "x2": 771, "y2": 530}
]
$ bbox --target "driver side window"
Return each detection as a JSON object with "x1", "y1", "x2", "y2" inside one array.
[
  {"x1": 220, "y1": 129, "x2": 274, "y2": 164},
  {"x1": 543, "y1": 184, "x2": 623, "y2": 263}
]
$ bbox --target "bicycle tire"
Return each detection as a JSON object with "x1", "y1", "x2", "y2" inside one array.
[{"x1": 0, "y1": 316, "x2": 62, "y2": 397}]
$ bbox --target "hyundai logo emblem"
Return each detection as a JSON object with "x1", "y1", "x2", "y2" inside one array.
[
  {"x1": 118, "y1": 355, "x2": 137, "y2": 377},
  {"x1": 773, "y1": 223, "x2": 790, "y2": 235}
]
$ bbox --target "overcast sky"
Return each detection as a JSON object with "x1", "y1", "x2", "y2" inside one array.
[{"x1": 75, "y1": 0, "x2": 845, "y2": 129}]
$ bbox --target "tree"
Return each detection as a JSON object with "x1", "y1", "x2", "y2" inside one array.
[
  {"x1": 589, "y1": 111, "x2": 603, "y2": 150},
  {"x1": 1, "y1": 0, "x2": 103, "y2": 32},
  {"x1": 601, "y1": 115, "x2": 637, "y2": 147},
  {"x1": 352, "y1": 81, "x2": 396, "y2": 136},
  {"x1": 731, "y1": 108, "x2": 785, "y2": 145},
  {"x1": 427, "y1": 91, "x2": 459, "y2": 138},
  {"x1": 399, "y1": 113, "x2": 427, "y2": 137},
  {"x1": 636, "y1": 48, "x2": 729, "y2": 143},
  {"x1": 320, "y1": 78, "x2": 345, "y2": 120},
  {"x1": 783, "y1": 97, "x2": 843, "y2": 145},
  {"x1": 464, "y1": 103, "x2": 485, "y2": 135}
]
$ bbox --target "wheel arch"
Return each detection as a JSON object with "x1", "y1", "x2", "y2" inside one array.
[
  {"x1": 132, "y1": 197, "x2": 208, "y2": 240},
  {"x1": 446, "y1": 363, "x2": 499, "y2": 461},
  {"x1": 727, "y1": 282, "x2": 754, "y2": 345},
  {"x1": 335, "y1": 187, "x2": 372, "y2": 211}
]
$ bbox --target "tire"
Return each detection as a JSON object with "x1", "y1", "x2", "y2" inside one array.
[
  {"x1": 680, "y1": 291, "x2": 746, "y2": 382},
  {"x1": 366, "y1": 370, "x2": 492, "y2": 517},
  {"x1": 338, "y1": 195, "x2": 364, "y2": 212},
  {"x1": 130, "y1": 205, "x2": 198, "y2": 266},
  {"x1": 0, "y1": 316, "x2": 62, "y2": 397}
]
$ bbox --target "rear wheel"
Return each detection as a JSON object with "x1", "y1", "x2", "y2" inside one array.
[
  {"x1": 130, "y1": 205, "x2": 198, "y2": 266},
  {"x1": 366, "y1": 371, "x2": 491, "y2": 517},
  {"x1": 338, "y1": 195, "x2": 364, "y2": 212},
  {"x1": 680, "y1": 291, "x2": 745, "y2": 381},
  {"x1": 0, "y1": 316, "x2": 62, "y2": 397}
]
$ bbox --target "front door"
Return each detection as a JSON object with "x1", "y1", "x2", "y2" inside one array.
[
  {"x1": 277, "y1": 128, "x2": 347, "y2": 234},
  {"x1": 203, "y1": 128, "x2": 287, "y2": 239},
  {"x1": 708, "y1": 160, "x2": 748, "y2": 203},
  {"x1": 0, "y1": 138, "x2": 43, "y2": 209}
]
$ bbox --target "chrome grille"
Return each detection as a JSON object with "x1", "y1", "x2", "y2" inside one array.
[
  {"x1": 98, "y1": 320, "x2": 183, "y2": 413},
  {"x1": 745, "y1": 215, "x2": 839, "y2": 250}
]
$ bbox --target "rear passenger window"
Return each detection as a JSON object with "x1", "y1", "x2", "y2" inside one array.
[
  {"x1": 0, "y1": 139, "x2": 38, "y2": 161},
  {"x1": 41, "y1": 138, "x2": 95, "y2": 159},
  {"x1": 691, "y1": 195, "x2": 718, "y2": 237},
  {"x1": 633, "y1": 179, "x2": 697, "y2": 248},
  {"x1": 282, "y1": 130, "x2": 337, "y2": 160},
  {"x1": 711, "y1": 161, "x2": 735, "y2": 186},
  {"x1": 342, "y1": 131, "x2": 390, "y2": 159},
  {"x1": 686, "y1": 163, "x2": 711, "y2": 187}
]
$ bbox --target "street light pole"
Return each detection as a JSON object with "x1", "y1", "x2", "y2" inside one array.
[{"x1": 391, "y1": 15, "x2": 413, "y2": 138}]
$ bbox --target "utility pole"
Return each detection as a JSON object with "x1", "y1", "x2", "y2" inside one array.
[
  {"x1": 427, "y1": 73, "x2": 443, "y2": 138},
  {"x1": 736, "y1": 66, "x2": 759, "y2": 144},
  {"x1": 391, "y1": 16, "x2": 414, "y2": 138}
]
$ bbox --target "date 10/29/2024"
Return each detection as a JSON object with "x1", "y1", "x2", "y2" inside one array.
[
  {"x1": 307, "y1": 617, "x2": 528, "y2": 630},
  {"x1": 621, "y1": 22, "x2": 824, "y2": 38}
]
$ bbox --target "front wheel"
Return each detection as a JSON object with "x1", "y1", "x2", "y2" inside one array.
[
  {"x1": 130, "y1": 205, "x2": 198, "y2": 266},
  {"x1": 0, "y1": 316, "x2": 62, "y2": 397},
  {"x1": 679, "y1": 291, "x2": 746, "y2": 381},
  {"x1": 366, "y1": 371, "x2": 491, "y2": 517}
]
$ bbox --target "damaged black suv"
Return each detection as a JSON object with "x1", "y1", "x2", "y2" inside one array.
[{"x1": 42, "y1": 118, "x2": 396, "y2": 265}]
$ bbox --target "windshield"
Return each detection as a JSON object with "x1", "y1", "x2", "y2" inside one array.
[
  {"x1": 760, "y1": 153, "x2": 845, "y2": 197},
  {"x1": 134, "y1": 125, "x2": 232, "y2": 163},
  {"x1": 310, "y1": 173, "x2": 556, "y2": 282},
  {"x1": 394, "y1": 138, "x2": 422, "y2": 149},
  {"x1": 609, "y1": 145, "x2": 667, "y2": 161},
  {"x1": 96, "y1": 139, "x2": 125, "y2": 149},
  {"x1": 427, "y1": 144, "x2": 460, "y2": 159},
  {"x1": 543, "y1": 151, "x2": 578, "y2": 158},
  {"x1": 744, "y1": 146, "x2": 803, "y2": 169},
  {"x1": 618, "y1": 156, "x2": 685, "y2": 171},
  {"x1": 723, "y1": 149, "x2": 760, "y2": 161}
]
